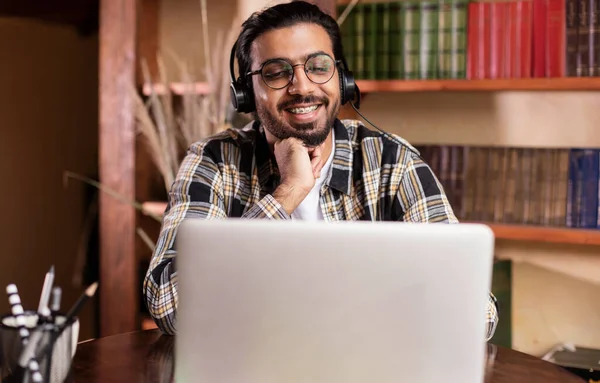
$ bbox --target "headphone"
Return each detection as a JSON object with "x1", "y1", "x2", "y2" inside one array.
[{"x1": 229, "y1": 40, "x2": 360, "y2": 114}]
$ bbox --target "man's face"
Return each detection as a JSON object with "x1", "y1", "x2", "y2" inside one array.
[{"x1": 250, "y1": 23, "x2": 341, "y2": 147}]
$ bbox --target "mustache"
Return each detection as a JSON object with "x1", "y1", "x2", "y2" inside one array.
[{"x1": 278, "y1": 96, "x2": 329, "y2": 112}]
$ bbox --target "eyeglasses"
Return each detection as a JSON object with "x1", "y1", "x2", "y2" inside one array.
[{"x1": 246, "y1": 54, "x2": 340, "y2": 90}]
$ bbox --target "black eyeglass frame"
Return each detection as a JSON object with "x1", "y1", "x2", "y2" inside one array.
[{"x1": 245, "y1": 53, "x2": 342, "y2": 90}]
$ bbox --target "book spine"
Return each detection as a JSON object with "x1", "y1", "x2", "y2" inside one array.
[
  {"x1": 532, "y1": 0, "x2": 548, "y2": 77},
  {"x1": 467, "y1": 2, "x2": 480, "y2": 79},
  {"x1": 420, "y1": 1, "x2": 439, "y2": 79},
  {"x1": 579, "y1": 149, "x2": 599, "y2": 228},
  {"x1": 520, "y1": 149, "x2": 533, "y2": 224},
  {"x1": 493, "y1": 148, "x2": 509, "y2": 223},
  {"x1": 363, "y1": 4, "x2": 377, "y2": 79},
  {"x1": 438, "y1": 0, "x2": 453, "y2": 79},
  {"x1": 556, "y1": 149, "x2": 571, "y2": 226},
  {"x1": 589, "y1": 0, "x2": 600, "y2": 75},
  {"x1": 546, "y1": 0, "x2": 567, "y2": 76},
  {"x1": 506, "y1": 1, "x2": 519, "y2": 78},
  {"x1": 577, "y1": 0, "x2": 590, "y2": 76},
  {"x1": 450, "y1": 1, "x2": 468, "y2": 78},
  {"x1": 403, "y1": 2, "x2": 421, "y2": 79},
  {"x1": 520, "y1": 0, "x2": 534, "y2": 78},
  {"x1": 389, "y1": 2, "x2": 404, "y2": 79},
  {"x1": 490, "y1": 2, "x2": 508, "y2": 78},
  {"x1": 376, "y1": 3, "x2": 391, "y2": 79},
  {"x1": 566, "y1": 0, "x2": 580, "y2": 76},
  {"x1": 478, "y1": 3, "x2": 492, "y2": 79},
  {"x1": 353, "y1": 4, "x2": 365, "y2": 79},
  {"x1": 502, "y1": 148, "x2": 519, "y2": 223},
  {"x1": 338, "y1": 5, "x2": 354, "y2": 74},
  {"x1": 540, "y1": 149, "x2": 554, "y2": 225},
  {"x1": 566, "y1": 149, "x2": 581, "y2": 227}
]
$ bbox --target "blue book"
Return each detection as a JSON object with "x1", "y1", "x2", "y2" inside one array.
[
  {"x1": 566, "y1": 149, "x2": 583, "y2": 228},
  {"x1": 578, "y1": 149, "x2": 599, "y2": 229}
]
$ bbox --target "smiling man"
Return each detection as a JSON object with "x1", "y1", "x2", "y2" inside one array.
[{"x1": 144, "y1": 0, "x2": 498, "y2": 341}]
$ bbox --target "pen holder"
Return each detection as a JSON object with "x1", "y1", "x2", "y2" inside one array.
[{"x1": 0, "y1": 311, "x2": 79, "y2": 383}]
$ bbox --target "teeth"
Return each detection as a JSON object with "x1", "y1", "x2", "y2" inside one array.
[{"x1": 288, "y1": 105, "x2": 318, "y2": 114}]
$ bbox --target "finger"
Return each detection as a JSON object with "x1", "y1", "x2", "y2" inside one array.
[{"x1": 310, "y1": 149, "x2": 322, "y2": 171}]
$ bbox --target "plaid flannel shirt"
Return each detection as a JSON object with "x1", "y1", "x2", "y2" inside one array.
[{"x1": 144, "y1": 118, "x2": 499, "y2": 340}]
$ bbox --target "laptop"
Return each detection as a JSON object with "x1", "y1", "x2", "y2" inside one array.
[{"x1": 175, "y1": 219, "x2": 495, "y2": 383}]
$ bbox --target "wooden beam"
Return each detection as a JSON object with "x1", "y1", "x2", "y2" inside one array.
[
  {"x1": 98, "y1": 0, "x2": 138, "y2": 337},
  {"x1": 308, "y1": 0, "x2": 336, "y2": 16}
]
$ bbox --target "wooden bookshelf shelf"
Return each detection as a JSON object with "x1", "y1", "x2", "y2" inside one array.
[
  {"x1": 142, "y1": 202, "x2": 600, "y2": 246},
  {"x1": 141, "y1": 78, "x2": 600, "y2": 95},
  {"x1": 485, "y1": 223, "x2": 600, "y2": 246},
  {"x1": 355, "y1": 77, "x2": 600, "y2": 92},
  {"x1": 141, "y1": 314, "x2": 158, "y2": 330}
]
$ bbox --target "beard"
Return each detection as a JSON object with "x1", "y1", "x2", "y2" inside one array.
[{"x1": 256, "y1": 95, "x2": 340, "y2": 147}]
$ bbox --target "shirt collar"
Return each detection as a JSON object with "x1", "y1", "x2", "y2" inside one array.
[{"x1": 253, "y1": 118, "x2": 353, "y2": 195}]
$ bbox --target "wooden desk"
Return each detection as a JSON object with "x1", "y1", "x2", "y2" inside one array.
[{"x1": 72, "y1": 330, "x2": 584, "y2": 382}]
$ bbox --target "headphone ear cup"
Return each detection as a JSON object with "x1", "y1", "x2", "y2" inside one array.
[
  {"x1": 338, "y1": 68, "x2": 356, "y2": 106},
  {"x1": 343, "y1": 70, "x2": 356, "y2": 106},
  {"x1": 230, "y1": 79, "x2": 255, "y2": 114}
]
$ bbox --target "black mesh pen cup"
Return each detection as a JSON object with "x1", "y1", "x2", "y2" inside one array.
[{"x1": 0, "y1": 311, "x2": 79, "y2": 383}]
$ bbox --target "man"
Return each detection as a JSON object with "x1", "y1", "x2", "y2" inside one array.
[{"x1": 144, "y1": 0, "x2": 498, "y2": 340}]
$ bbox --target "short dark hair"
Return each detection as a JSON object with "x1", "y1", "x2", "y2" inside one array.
[{"x1": 235, "y1": 1, "x2": 344, "y2": 82}]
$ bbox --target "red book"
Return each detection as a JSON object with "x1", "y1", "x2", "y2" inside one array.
[
  {"x1": 490, "y1": 2, "x2": 508, "y2": 78},
  {"x1": 467, "y1": 2, "x2": 480, "y2": 79},
  {"x1": 532, "y1": 0, "x2": 548, "y2": 77},
  {"x1": 546, "y1": 0, "x2": 567, "y2": 77},
  {"x1": 505, "y1": 2, "x2": 520, "y2": 77},
  {"x1": 477, "y1": 2, "x2": 492, "y2": 79},
  {"x1": 519, "y1": 0, "x2": 534, "y2": 77}
]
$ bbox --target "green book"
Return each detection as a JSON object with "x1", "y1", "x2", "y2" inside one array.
[
  {"x1": 419, "y1": 1, "x2": 439, "y2": 79},
  {"x1": 389, "y1": 2, "x2": 404, "y2": 79},
  {"x1": 338, "y1": 5, "x2": 352, "y2": 71},
  {"x1": 339, "y1": 4, "x2": 356, "y2": 73},
  {"x1": 353, "y1": 4, "x2": 365, "y2": 79},
  {"x1": 363, "y1": 4, "x2": 378, "y2": 79},
  {"x1": 402, "y1": 2, "x2": 421, "y2": 80},
  {"x1": 438, "y1": 0, "x2": 453, "y2": 79},
  {"x1": 450, "y1": 1, "x2": 468, "y2": 79},
  {"x1": 376, "y1": 3, "x2": 391, "y2": 79}
]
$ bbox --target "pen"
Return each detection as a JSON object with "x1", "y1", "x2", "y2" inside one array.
[
  {"x1": 6, "y1": 284, "x2": 30, "y2": 345},
  {"x1": 37, "y1": 265, "x2": 55, "y2": 323}
]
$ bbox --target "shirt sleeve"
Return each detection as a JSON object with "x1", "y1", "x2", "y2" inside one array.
[
  {"x1": 396, "y1": 153, "x2": 458, "y2": 223},
  {"x1": 143, "y1": 145, "x2": 290, "y2": 335},
  {"x1": 485, "y1": 292, "x2": 499, "y2": 342},
  {"x1": 396, "y1": 151, "x2": 499, "y2": 342}
]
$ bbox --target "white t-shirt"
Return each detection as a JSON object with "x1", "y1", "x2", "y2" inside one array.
[{"x1": 291, "y1": 132, "x2": 335, "y2": 221}]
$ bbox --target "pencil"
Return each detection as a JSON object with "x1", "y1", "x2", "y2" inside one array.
[{"x1": 64, "y1": 282, "x2": 98, "y2": 322}]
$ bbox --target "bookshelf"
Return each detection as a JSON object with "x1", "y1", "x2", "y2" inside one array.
[
  {"x1": 142, "y1": 78, "x2": 600, "y2": 95},
  {"x1": 99, "y1": 0, "x2": 600, "y2": 338},
  {"x1": 141, "y1": 201, "x2": 600, "y2": 246}
]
